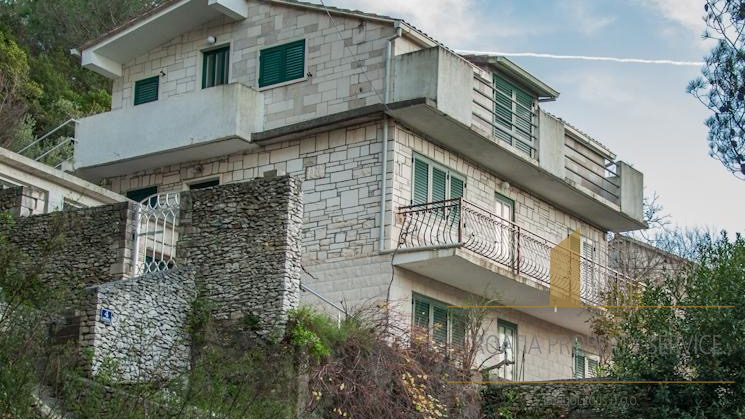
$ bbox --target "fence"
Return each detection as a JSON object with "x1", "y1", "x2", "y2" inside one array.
[{"x1": 397, "y1": 199, "x2": 637, "y2": 306}]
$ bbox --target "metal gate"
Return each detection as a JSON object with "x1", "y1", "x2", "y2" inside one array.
[{"x1": 133, "y1": 192, "x2": 180, "y2": 275}]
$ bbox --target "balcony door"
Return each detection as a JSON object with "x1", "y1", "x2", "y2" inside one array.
[{"x1": 493, "y1": 194, "x2": 515, "y2": 267}]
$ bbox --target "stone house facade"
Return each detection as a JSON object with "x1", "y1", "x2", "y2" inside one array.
[{"x1": 72, "y1": 0, "x2": 648, "y2": 381}]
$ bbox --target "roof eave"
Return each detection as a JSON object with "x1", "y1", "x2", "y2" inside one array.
[{"x1": 462, "y1": 54, "x2": 560, "y2": 100}]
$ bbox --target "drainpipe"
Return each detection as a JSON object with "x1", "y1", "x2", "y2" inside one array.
[{"x1": 379, "y1": 23, "x2": 402, "y2": 253}]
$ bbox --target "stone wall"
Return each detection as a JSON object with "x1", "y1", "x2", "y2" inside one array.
[
  {"x1": 481, "y1": 380, "x2": 650, "y2": 418},
  {"x1": 177, "y1": 175, "x2": 303, "y2": 334},
  {"x1": 104, "y1": 120, "x2": 384, "y2": 263},
  {"x1": 81, "y1": 268, "x2": 196, "y2": 382},
  {"x1": 0, "y1": 185, "x2": 45, "y2": 217},
  {"x1": 111, "y1": 2, "x2": 404, "y2": 130},
  {"x1": 0, "y1": 200, "x2": 137, "y2": 295}
]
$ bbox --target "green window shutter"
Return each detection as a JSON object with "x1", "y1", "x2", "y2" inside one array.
[
  {"x1": 134, "y1": 76, "x2": 159, "y2": 105},
  {"x1": 450, "y1": 176, "x2": 464, "y2": 200},
  {"x1": 202, "y1": 46, "x2": 230, "y2": 89},
  {"x1": 413, "y1": 297, "x2": 430, "y2": 333},
  {"x1": 587, "y1": 358, "x2": 598, "y2": 378},
  {"x1": 432, "y1": 305, "x2": 449, "y2": 345},
  {"x1": 284, "y1": 40, "x2": 306, "y2": 81},
  {"x1": 451, "y1": 309, "x2": 466, "y2": 349},
  {"x1": 493, "y1": 74, "x2": 513, "y2": 128},
  {"x1": 413, "y1": 158, "x2": 429, "y2": 205},
  {"x1": 574, "y1": 353, "x2": 586, "y2": 379},
  {"x1": 431, "y1": 167, "x2": 447, "y2": 202},
  {"x1": 259, "y1": 39, "x2": 306, "y2": 88}
]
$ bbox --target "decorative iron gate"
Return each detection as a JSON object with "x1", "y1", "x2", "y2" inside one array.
[{"x1": 133, "y1": 192, "x2": 180, "y2": 275}]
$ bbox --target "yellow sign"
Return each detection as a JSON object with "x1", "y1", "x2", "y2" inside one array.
[{"x1": 550, "y1": 228, "x2": 582, "y2": 307}]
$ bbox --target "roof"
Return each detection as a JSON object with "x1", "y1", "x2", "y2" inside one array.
[
  {"x1": 79, "y1": 0, "x2": 416, "y2": 52},
  {"x1": 459, "y1": 52, "x2": 560, "y2": 100}
]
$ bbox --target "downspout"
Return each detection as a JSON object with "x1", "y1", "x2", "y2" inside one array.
[{"x1": 378, "y1": 23, "x2": 402, "y2": 253}]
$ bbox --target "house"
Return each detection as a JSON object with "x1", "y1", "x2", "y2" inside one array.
[
  {"x1": 71, "y1": 0, "x2": 646, "y2": 381},
  {"x1": 0, "y1": 147, "x2": 126, "y2": 215}
]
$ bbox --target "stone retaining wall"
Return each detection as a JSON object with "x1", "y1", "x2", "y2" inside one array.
[
  {"x1": 178, "y1": 175, "x2": 303, "y2": 336},
  {"x1": 0, "y1": 200, "x2": 137, "y2": 295},
  {"x1": 81, "y1": 268, "x2": 196, "y2": 382},
  {"x1": 481, "y1": 380, "x2": 650, "y2": 419}
]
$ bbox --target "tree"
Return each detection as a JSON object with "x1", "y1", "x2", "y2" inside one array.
[
  {"x1": 0, "y1": 30, "x2": 39, "y2": 148},
  {"x1": 688, "y1": 0, "x2": 745, "y2": 180},
  {"x1": 594, "y1": 233, "x2": 745, "y2": 418}
]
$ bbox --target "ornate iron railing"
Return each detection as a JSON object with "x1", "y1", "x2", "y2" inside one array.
[
  {"x1": 133, "y1": 192, "x2": 180, "y2": 275},
  {"x1": 397, "y1": 199, "x2": 637, "y2": 306}
]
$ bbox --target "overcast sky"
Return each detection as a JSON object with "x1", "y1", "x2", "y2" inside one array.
[{"x1": 327, "y1": 0, "x2": 744, "y2": 235}]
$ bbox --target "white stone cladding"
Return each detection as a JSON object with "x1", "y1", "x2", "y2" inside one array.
[{"x1": 110, "y1": 2, "x2": 407, "y2": 130}]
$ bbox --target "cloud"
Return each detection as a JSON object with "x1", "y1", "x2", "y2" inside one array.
[
  {"x1": 636, "y1": 0, "x2": 705, "y2": 32},
  {"x1": 560, "y1": 0, "x2": 616, "y2": 35},
  {"x1": 321, "y1": 0, "x2": 543, "y2": 47}
]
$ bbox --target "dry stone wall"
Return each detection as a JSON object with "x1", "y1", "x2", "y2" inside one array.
[
  {"x1": 0, "y1": 200, "x2": 137, "y2": 296},
  {"x1": 177, "y1": 175, "x2": 303, "y2": 336},
  {"x1": 81, "y1": 268, "x2": 196, "y2": 382},
  {"x1": 0, "y1": 185, "x2": 44, "y2": 217}
]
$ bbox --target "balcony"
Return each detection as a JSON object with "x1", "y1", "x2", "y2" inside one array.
[
  {"x1": 388, "y1": 47, "x2": 645, "y2": 232},
  {"x1": 74, "y1": 83, "x2": 263, "y2": 180},
  {"x1": 393, "y1": 199, "x2": 637, "y2": 334}
]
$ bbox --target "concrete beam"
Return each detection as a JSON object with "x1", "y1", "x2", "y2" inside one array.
[
  {"x1": 81, "y1": 50, "x2": 122, "y2": 79},
  {"x1": 208, "y1": 0, "x2": 248, "y2": 20}
]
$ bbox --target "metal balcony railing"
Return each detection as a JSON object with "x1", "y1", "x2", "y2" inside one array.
[
  {"x1": 564, "y1": 142, "x2": 621, "y2": 205},
  {"x1": 397, "y1": 199, "x2": 637, "y2": 306}
]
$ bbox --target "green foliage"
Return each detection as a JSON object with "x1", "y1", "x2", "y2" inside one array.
[
  {"x1": 688, "y1": 0, "x2": 745, "y2": 179},
  {"x1": 602, "y1": 233, "x2": 745, "y2": 418},
  {"x1": 0, "y1": 0, "x2": 164, "y2": 153}
]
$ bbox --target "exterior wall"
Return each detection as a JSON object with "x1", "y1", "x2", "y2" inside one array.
[
  {"x1": 82, "y1": 268, "x2": 196, "y2": 382},
  {"x1": 102, "y1": 120, "x2": 386, "y2": 263},
  {"x1": 390, "y1": 123, "x2": 609, "y2": 252},
  {"x1": 0, "y1": 201, "x2": 138, "y2": 295},
  {"x1": 178, "y1": 176, "x2": 303, "y2": 332},
  {"x1": 111, "y1": 2, "x2": 402, "y2": 131},
  {"x1": 92, "y1": 120, "x2": 606, "y2": 381}
]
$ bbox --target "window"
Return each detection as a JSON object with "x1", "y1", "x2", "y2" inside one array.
[
  {"x1": 497, "y1": 320, "x2": 518, "y2": 380},
  {"x1": 492, "y1": 73, "x2": 536, "y2": 156},
  {"x1": 412, "y1": 294, "x2": 465, "y2": 349},
  {"x1": 411, "y1": 155, "x2": 465, "y2": 205},
  {"x1": 258, "y1": 39, "x2": 305, "y2": 88},
  {"x1": 188, "y1": 179, "x2": 220, "y2": 190},
  {"x1": 573, "y1": 349, "x2": 599, "y2": 379},
  {"x1": 202, "y1": 46, "x2": 230, "y2": 89},
  {"x1": 126, "y1": 186, "x2": 158, "y2": 206},
  {"x1": 134, "y1": 76, "x2": 159, "y2": 105}
]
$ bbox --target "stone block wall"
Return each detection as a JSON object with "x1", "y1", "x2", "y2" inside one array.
[
  {"x1": 0, "y1": 200, "x2": 137, "y2": 295},
  {"x1": 103, "y1": 120, "x2": 384, "y2": 264},
  {"x1": 0, "y1": 185, "x2": 45, "y2": 217},
  {"x1": 81, "y1": 268, "x2": 196, "y2": 382},
  {"x1": 111, "y1": 2, "x2": 400, "y2": 130},
  {"x1": 177, "y1": 175, "x2": 303, "y2": 334}
]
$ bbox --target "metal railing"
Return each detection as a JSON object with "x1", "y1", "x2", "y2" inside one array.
[
  {"x1": 398, "y1": 199, "x2": 637, "y2": 306},
  {"x1": 15, "y1": 119, "x2": 78, "y2": 169},
  {"x1": 564, "y1": 142, "x2": 621, "y2": 204},
  {"x1": 472, "y1": 74, "x2": 538, "y2": 158},
  {"x1": 133, "y1": 192, "x2": 181, "y2": 276}
]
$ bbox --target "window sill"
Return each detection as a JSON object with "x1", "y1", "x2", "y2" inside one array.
[{"x1": 257, "y1": 76, "x2": 308, "y2": 91}]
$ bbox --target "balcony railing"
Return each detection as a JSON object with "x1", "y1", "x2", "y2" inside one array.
[
  {"x1": 564, "y1": 141, "x2": 621, "y2": 205},
  {"x1": 397, "y1": 199, "x2": 636, "y2": 306}
]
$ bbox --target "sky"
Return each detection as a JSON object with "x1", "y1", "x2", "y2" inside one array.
[{"x1": 326, "y1": 0, "x2": 744, "y2": 235}]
